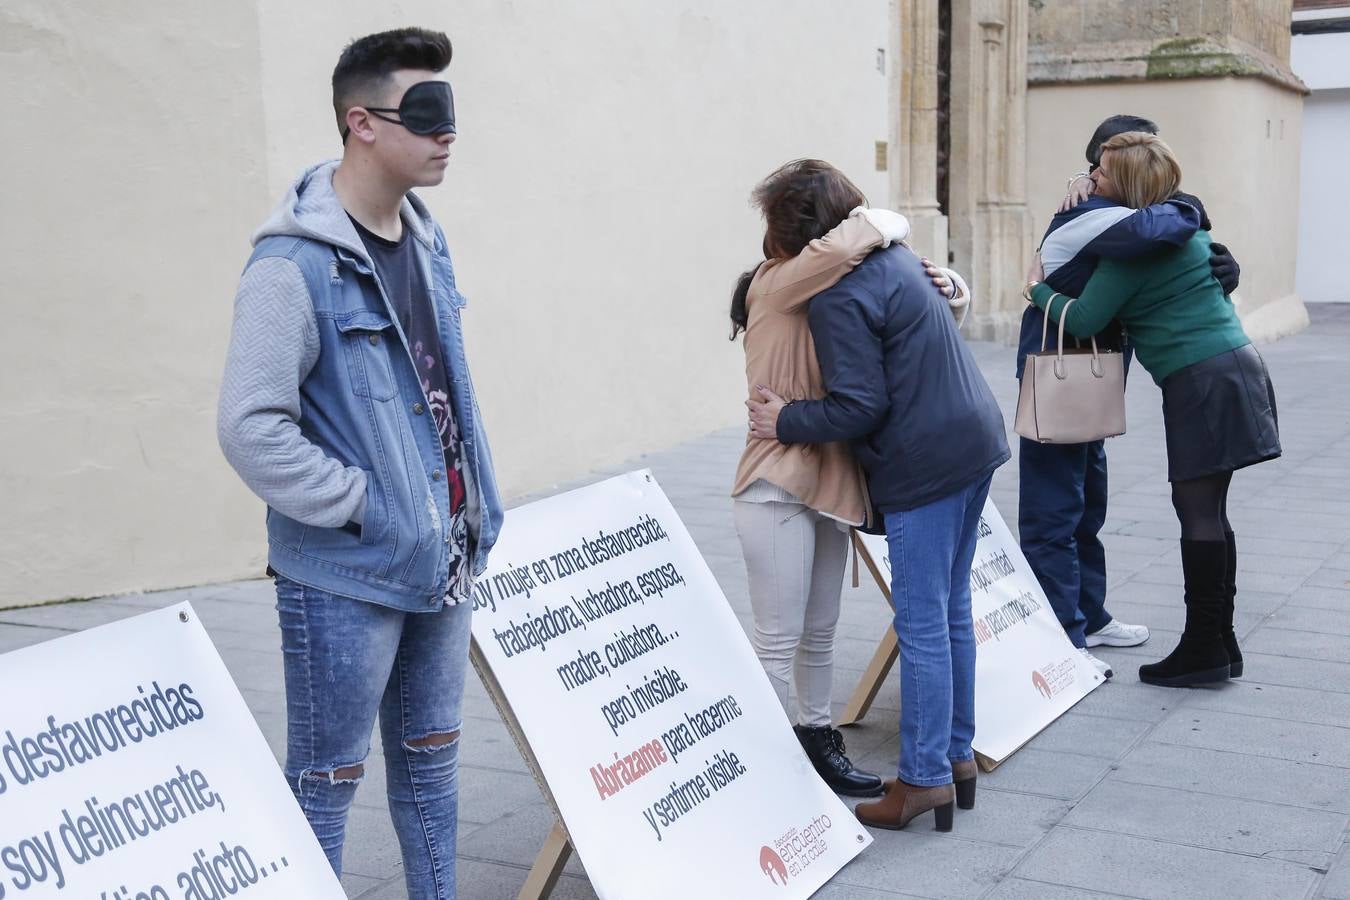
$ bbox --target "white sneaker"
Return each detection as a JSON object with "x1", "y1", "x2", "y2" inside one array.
[
  {"x1": 1085, "y1": 619, "x2": 1151, "y2": 648},
  {"x1": 1079, "y1": 648, "x2": 1113, "y2": 680}
]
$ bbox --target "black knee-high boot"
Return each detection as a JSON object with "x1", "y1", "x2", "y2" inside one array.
[
  {"x1": 1139, "y1": 540, "x2": 1232, "y2": 687},
  {"x1": 1223, "y1": 531, "x2": 1243, "y2": 678}
]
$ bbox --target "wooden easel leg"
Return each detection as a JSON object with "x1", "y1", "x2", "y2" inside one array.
[
  {"x1": 517, "y1": 821, "x2": 572, "y2": 900},
  {"x1": 836, "y1": 628, "x2": 899, "y2": 727}
]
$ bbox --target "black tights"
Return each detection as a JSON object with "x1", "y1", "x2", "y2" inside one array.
[{"x1": 1171, "y1": 471, "x2": 1233, "y2": 542}]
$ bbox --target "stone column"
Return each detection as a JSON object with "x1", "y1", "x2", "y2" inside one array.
[
  {"x1": 891, "y1": 0, "x2": 948, "y2": 263},
  {"x1": 948, "y1": 0, "x2": 1033, "y2": 342}
]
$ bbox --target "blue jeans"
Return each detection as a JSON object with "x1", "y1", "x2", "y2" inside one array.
[
  {"x1": 275, "y1": 575, "x2": 470, "y2": 899},
  {"x1": 884, "y1": 474, "x2": 991, "y2": 787},
  {"x1": 1017, "y1": 438, "x2": 1112, "y2": 648}
]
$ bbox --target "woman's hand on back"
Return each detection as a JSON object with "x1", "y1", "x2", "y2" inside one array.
[
  {"x1": 747, "y1": 386, "x2": 787, "y2": 441},
  {"x1": 1025, "y1": 253, "x2": 1044, "y2": 287},
  {"x1": 921, "y1": 258, "x2": 954, "y2": 298}
]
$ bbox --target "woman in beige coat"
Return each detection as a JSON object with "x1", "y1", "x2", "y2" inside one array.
[{"x1": 730, "y1": 159, "x2": 967, "y2": 797}]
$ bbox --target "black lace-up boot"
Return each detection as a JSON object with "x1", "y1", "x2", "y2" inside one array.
[{"x1": 794, "y1": 725, "x2": 884, "y2": 797}]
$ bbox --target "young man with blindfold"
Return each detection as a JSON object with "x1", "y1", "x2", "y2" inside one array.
[{"x1": 218, "y1": 27, "x2": 502, "y2": 898}]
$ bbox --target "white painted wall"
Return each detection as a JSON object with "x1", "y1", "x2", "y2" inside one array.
[
  {"x1": 1027, "y1": 77, "x2": 1308, "y2": 341},
  {"x1": 1292, "y1": 30, "x2": 1350, "y2": 303},
  {"x1": 0, "y1": 0, "x2": 892, "y2": 606}
]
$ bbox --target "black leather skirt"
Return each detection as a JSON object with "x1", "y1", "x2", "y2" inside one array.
[{"x1": 1161, "y1": 343, "x2": 1281, "y2": 482}]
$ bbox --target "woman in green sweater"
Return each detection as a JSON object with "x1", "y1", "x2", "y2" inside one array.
[{"x1": 1023, "y1": 131, "x2": 1280, "y2": 688}]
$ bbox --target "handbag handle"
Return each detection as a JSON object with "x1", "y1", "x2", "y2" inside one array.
[{"x1": 1050, "y1": 298, "x2": 1105, "y2": 381}]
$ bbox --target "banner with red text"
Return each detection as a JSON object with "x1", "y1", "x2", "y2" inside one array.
[
  {"x1": 854, "y1": 497, "x2": 1104, "y2": 764},
  {"x1": 470, "y1": 471, "x2": 870, "y2": 899},
  {"x1": 0, "y1": 604, "x2": 343, "y2": 900}
]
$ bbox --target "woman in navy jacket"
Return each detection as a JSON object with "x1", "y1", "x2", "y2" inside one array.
[{"x1": 749, "y1": 207, "x2": 1009, "y2": 833}]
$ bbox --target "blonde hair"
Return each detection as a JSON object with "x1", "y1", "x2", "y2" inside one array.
[{"x1": 1099, "y1": 131, "x2": 1182, "y2": 208}]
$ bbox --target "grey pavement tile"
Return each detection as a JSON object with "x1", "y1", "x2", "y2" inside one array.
[
  {"x1": 458, "y1": 801, "x2": 586, "y2": 878},
  {"x1": 810, "y1": 881, "x2": 928, "y2": 899},
  {"x1": 1239, "y1": 651, "x2": 1350, "y2": 695},
  {"x1": 1013, "y1": 827, "x2": 1320, "y2": 900},
  {"x1": 983, "y1": 878, "x2": 1142, "y2": 899},
  {"x1": 424, "y1": 860, "x2": 597, "y2": 900},
  {"x1": 249, "y1": 705, "x2": 288, "y2": 761},
  {"x1": 1243, "y1": 625, "x2": 1350, "y2": 665},
  {"x1": 1227, "y1": 510, "x2": 1350, "y2": 534},
  {"x1": 1100, "y1": 533, "x2": 1172, "y2": 557},
  {"x1": 340, "y1": 802, "x2": 404, "y2": 880},
  {"x1": 456, "y1": 767, "x2": 547, "y2": 826},
  {"x1": 1286, "y1": 585, "x2": 1350, "y2": 611},
  {"x1": 1184, "y1": 679, "x2": 1350, "y2": 731},
  {"x1": 1307, "y1": 568, "x2": 1350, "y2": 591},
  {"x1": 1263, "y1": 604, "x2": 1350, "y2": 636},
  {"x1": 1063, "y1": 778, "x2": 1346, "y2": 860},
  {"x1": 828, "y1": 830, "x2": 1022, "y2": 899},
  {"x1": 1221, "y1": 518, "x2": 1346, "y2": 545},
  {"x1": 215, "y1": 645, "x2": 286, "y2": 694},
  {"x1": 1323, "y1": 843, "x2": 1350, "y2": 900},
  {"x1": 1148, "y1": 708, "x2": 1350, "y2": 769},
  {"x1": 0, "y1": 624, "x2": 69, "y2": 653},
  {"x1": 457, "y1": 713, "x2": 533, "y2": 775},
  {"x1": 339, "y1": 872, "x2": 383, "y2": 897},
  {"x1": 931, "y1": 788, "x2": 1070, "y2": 849},
  {"x1": 977, "y1": 748, "x2": 1114, "y2": 801},
  {"x1": 1108, "y1": 518, "x2": 1184, "y2": 541},
  {"x1": 1109, "y1": 742, "x2": 1350, "y2": 813},
  {"x1": 0, "y1": 599, "x2": 145, "y2": 631},
  {"x1": 1059, "y1": 681, "x2": 1178, "y2": 724},
  {"x1": 197, "y1": 622, "x2": 286, "y2": 653},
  {"x1": 1242, "y1": 495, "x2": 1350, "y2": 518},
  {"x1": 1104, "y1": 550, "x2": 1161, "y2": 580},
  {"x1": 178, "y1": 597, "x2": 283, "y2": 636},
  {"x1": 1018, "y1": 710, "x2": 1153, "y2": 761}
]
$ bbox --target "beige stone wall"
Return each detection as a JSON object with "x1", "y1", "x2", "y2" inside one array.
[
  {"x1": 0, "y1": 1, "x2": 894, "y2": 607},
  {"x1": 0, "y1": 2, "x2": 271, "y2": 607},
  {"x1": 1029, "y1": 0, "x2": 1302, "y2": 90},
  {"x1": 1027, "y1": 77, "x2": 1308, "y2": 342}
]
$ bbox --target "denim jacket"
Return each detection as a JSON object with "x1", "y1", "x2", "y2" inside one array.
[{"x1": 219, "y1": 161, "x2": 503, "y2": 612}]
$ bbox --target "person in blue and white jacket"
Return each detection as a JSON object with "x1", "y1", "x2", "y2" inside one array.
[{"x1": 1017, "y1": 114, "x2": 1242, "y2": 679}]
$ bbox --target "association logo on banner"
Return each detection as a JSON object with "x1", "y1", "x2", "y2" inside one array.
[
  {"x1": 1032, "y1": 670, "x2": 1053, "y2": 699},
  {"x1": 758, "y1": 813, "x2": 835, "y2": 886},
  {"x1": 758, "y1": 846, "x2": 788, "y2": 886},
  {"x1": 1031, "y1": 655, "x2": 1080, "y2": 700}
]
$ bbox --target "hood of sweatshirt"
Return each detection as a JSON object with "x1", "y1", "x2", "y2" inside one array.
[{"x1": 251, "y1": 160, "x2": 439, "y2": 266}]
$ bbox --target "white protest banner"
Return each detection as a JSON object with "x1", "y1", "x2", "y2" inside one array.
[
  {"x1": 0, "y1": 604, "x2": 343, "y2": 900},
  {"x1": 470, "y1": 470, "x2": 870, "y2": 899},
  {"x1": 853, "y1": 498, "x2": 1103, "y2": 765}
]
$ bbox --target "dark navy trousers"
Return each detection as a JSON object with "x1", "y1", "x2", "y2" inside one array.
[
  {"x1": 1017, "y1": 437, "x2": 1113, "y2": 648},
  {"x1": 1016, "y1": 306, "x2": 1132, "y2": 649}
]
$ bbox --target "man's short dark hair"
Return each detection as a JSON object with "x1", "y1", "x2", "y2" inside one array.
[
  {"x1": 1086, "y1": 114, "x2": 1159, "y2": 168},
  {"x1": 332, "y1": 27, "x2": 452, "y2": 138}
]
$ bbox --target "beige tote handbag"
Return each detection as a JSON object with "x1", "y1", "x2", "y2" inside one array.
[{"x1": 1014, "y1": 297, "x2": 1126, "y2": 444}]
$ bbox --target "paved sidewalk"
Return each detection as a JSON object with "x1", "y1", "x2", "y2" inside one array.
[{"x1": 4, "y1": 304, "x2": 1349, "y2": 899}]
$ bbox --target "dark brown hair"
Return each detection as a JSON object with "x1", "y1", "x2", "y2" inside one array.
[
  {"x1": 729, "y1": 160, "x2": 866, "y2": 339},
  {"x1": 332, "y1": 28, "x2": 453, "y2": 139}
]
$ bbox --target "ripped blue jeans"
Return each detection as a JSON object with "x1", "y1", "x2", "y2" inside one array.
[{"x1": 275, "y1": 574, "x2": 470, "y2": 899}]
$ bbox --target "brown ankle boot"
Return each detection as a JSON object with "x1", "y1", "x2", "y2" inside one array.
[
  {"x1": 855, "y1": 779, "x2": 955, "y2": 831},
  {"x1": 951, "y1": 759, "x2": 977, "y2": 810}
]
